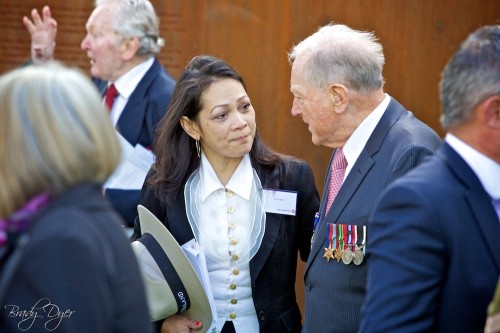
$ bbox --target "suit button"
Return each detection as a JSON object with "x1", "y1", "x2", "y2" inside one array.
[
  {"x1": 305, "y1": 280, "x2": 312, "y2": 291},
  {"x1": 259, "y1": 311, "x2": 265, "y2": 321}
]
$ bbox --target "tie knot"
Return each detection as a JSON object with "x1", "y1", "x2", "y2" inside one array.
[
  {"x1": 104, "y1": 84, "x2": 119, "y2": 111},
  {"x1": 332, "y1": 147, "x2": 347, "y2": 169}
]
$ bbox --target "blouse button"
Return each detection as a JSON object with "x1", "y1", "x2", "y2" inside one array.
[
  {"x1": 232, "y1": 268, "x2": 239, "y2": 275},
  {"x1": 230, "y1": 238, "x2": 238, "y2": 245},
  {"x1": 230, "y1": 283, "x2": 237, "y2": 290},
  {"x1": 229, "y1": 223, "x2": 236, "y2": 229},
  {"x1": 226, "y1": 190, "x2": 234, "y2": 197},
  {"x1": 231, "y1": 298, "x2": 237, "y2": 305},
  {"x1": 231, "y1": 254, "x2": 239, "y2": 261},
  {"x1": 228, "y1": 207, "x2": 235, "y2": 213},
  {"x1": 229, "y1": 312, "x2": 237, "y2": 319}
]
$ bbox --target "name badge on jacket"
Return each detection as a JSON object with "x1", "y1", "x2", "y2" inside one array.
[{"x1": 263, "y1": 189, "x2": 297, "y2": 216}]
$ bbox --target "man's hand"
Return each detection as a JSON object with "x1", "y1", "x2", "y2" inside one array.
[{"x1": 22, "y1": 6, "x2": 58, "y2": 63}]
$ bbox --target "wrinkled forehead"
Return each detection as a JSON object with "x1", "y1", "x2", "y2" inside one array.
[{"x1": 290, "y1": 54, "x2": 311, "y2": 91}]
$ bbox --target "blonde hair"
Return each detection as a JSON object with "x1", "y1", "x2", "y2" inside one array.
[{"x1": 0, "y1": 63, "x2": 121, "y2": 218}]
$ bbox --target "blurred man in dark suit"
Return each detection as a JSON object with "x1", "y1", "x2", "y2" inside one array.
[{"x1": 360, "y1": 25, "x2": 500, "y2": 333}]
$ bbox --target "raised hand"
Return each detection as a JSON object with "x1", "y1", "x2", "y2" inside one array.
[{"x1": 22, "y1": 6, "x2": 58, "y2": 63}]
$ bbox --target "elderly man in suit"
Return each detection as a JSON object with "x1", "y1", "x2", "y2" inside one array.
[
  {"x1": 23, "y1": 0, "x2": 175, "y2": 228},
  {"x1": 360, "y1": 25, "x2": 500, "y2": 333},
  {"x1": 288, "y1": 23, "x2": 441, "y2": 332}
]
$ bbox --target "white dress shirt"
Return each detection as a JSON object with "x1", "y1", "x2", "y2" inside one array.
[
  {"x1": 445, "y1": 133, "x2": 500, "y2": 201},
  {"x1": 343, "y1": 93, "x2": 391, "y2": 179},
  {"x1": 107, "y1": 57, "x2": 155, "y2": 126}
]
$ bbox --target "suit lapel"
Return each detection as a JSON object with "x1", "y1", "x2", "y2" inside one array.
[
  {"x1": 305, "y1": 97, "x2": 405, "y2": 273},
  {"x1": 439, "y1": 143, "x2": 500, "y2": 271},
  {"x1": 116, "y1": 59, "x2": 162, "y2": 145},
  {"x1": 467, "y1": 194, "x2": 500, "y2": 271},
  {"x1": 165, "y1": 195, "x2": 196, "y2": 246},
  {"x1": 307, "y1": 150, "x2": 375, "y2": 270},
  {"x1": 250, "y1": 214, "x2": 283, "y2": 284},
  {"x1": 117, "y1": 98, "x2": 148, "y2": 145}
]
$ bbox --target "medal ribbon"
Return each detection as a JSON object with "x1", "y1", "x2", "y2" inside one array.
[
  {"x1": 324, "y1": 223, "x2": 337, "y2": 249},
  {"x1": 337, "y1": 224, "x2": 343, "y2": 250},
  {"x1": 355, "y1": 225, "x2": 366, "y2": 253},
  {"x1": 352, "y1": 225, "x2": 357, "y2": 251},
  {"x1": 346, "y1": 224, "x2": 353, "y2": 250}
]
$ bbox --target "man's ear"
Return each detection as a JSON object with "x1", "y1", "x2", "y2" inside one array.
[
  {"x1": 121, "y1": 37, "x2": 140, "y2": 61},
  {"x1": 329, "y1": 84, "x2": 349, "y2": 114},
  {"x1": 180, "y1": 116, "x2": 200, "y2": 140},
  {"x1": 481, "y1": 95, "x2": 500, "y2": 129}
]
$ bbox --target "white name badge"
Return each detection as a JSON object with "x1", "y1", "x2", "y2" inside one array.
[{"x1": 263, "y1": 189, "x2": 298, "y2": 216}]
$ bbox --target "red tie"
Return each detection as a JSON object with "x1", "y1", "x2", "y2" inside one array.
[
  {"x1": 325, "y1": 147, "x2": 347, "y2": 214},
  {"x1": 104, "y1": 83, "x2": 119, "y2": 111}
]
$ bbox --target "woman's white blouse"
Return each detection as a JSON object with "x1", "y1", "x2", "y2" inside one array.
[{"x1": 187, "y1": 154, "x2": 264, "y2": 333}]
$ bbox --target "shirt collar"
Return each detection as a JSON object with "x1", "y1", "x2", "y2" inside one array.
[
  {"x1": 199, "y1": 154, "x2": 254, "y2": 201},
  {"x1": 445, "y1": 133, "x2": 500, "y2": 199},
  {"x1": 112, "y1": 57, "x2": 154, "y2": 99},
  {"x1": 343, "y1": 93, "x2": 391, "y2": 173}
]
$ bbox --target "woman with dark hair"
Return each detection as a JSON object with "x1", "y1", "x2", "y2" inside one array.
[{"x1": 134, "y1": 55, "x2": 319, "y2": 333}]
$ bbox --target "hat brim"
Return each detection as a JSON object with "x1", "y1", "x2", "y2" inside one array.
[{"x1": 136, "y1": 205, "x2": 212, "y2": 332}]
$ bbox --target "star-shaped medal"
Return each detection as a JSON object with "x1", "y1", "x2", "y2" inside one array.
[
  {"x1": 334, "y1": 248, "x2": 343, "y2": 263},
  {"x1": 324, "y1": 248, "x2": 334, "y2": 262}
]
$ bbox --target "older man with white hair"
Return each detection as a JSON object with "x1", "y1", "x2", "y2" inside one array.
[{"x1": 23, "y1": 0, "x2": 176, "y2": 228}]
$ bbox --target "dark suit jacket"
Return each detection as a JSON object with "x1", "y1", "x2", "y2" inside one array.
[
  {"x1": 360, "y1": 142, "x2": 500, "y2": 333},
  {"x1": 100, "y1": 58, "x2": 176, "y2": 227},
  {"x1": 0, "y1": 183, "x2": 153, "y2": 333},
  {"x1": 303, "y1": 98, "x2": 441, "y2": 333},
  {"x1": 134, "y1": 159, "x2": 319, "y2": 333}
]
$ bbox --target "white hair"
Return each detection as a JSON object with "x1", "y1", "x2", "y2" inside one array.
[
  {"x1": 95, "y1": 0, "x2": 164, "y2": 56},
  {"x1": 288, "y1": 23, "x2": 385, "y2": 93}
]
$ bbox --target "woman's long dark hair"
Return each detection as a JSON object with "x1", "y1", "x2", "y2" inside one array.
[{"x1": 149, "y1": 55, "x2": 294, "y2": 208}]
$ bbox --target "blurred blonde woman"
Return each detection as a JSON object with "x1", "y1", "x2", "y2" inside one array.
[{"x1": 0, "y1": 63, "x2": 152, "y2": 333}]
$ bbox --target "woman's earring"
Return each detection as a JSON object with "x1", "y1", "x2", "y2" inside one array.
[{"x1": 195, "y1": 139, "x2": 201, "y2": 158}]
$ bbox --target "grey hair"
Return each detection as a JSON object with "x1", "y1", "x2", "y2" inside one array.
[
  {"x1": 439, "y1": 25, "x2": 500, "y2": 130},
  {"x1": 0, "y1": 63, "x2": 121, "y2": 217},
  {"x1": 95, "y1": 0, "x2": 164, "y2": 56},
  {"x1": 288, "y1": 23, "x2": 385, "y2": 93}
]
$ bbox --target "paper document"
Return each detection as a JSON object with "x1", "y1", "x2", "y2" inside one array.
[
  {"x1": 104, "y1": 132, "x2": 155, "y2": 190},
  {"x1": 182, "y1": 239, "x2": 219, "y2": 332}
]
